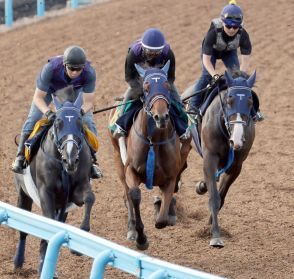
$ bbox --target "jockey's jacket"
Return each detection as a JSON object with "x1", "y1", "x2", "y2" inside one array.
[
  {"x1": 212, "y1": 18, "x2": 243, "y2": 52},
  {"x1": 37, "y1": 56, "x2": 96, "y2": 94}
]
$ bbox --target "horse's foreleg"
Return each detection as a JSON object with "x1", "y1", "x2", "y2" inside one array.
[
  {"x1": 219, "y1": 164, "x2": 243, "y2": 211},
  {"x1": 203, "y1": 153, "x2": 224, "y2": 248},
  {"x1": 126, "y1": 166, "x2": 148, "y2": 250},
  {"x1": 80, "y1": 188, "x2": 95, "y2": 232},
  {"x1": 155, "y1": 181, "x2": 175, "y2": 229},
  {"x1": 38, "y1": 186, "x2": 56, "y2": 273},
  {"x1": 14, "y1": 187, "x2": 33, "y2": 269}
]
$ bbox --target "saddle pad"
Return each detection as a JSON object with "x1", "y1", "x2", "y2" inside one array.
[
  {"x1": 25, "y1": 118, "x2": 50, "y2": 161},
  {"x1": 22, "y1": 166, "x2": 77, "y2": 212},
  {"x1": 83, "y1": 124, "x2": 99, "y2": 152}
]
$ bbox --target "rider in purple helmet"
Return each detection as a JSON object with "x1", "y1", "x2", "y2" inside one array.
[
  {"x1": 189, "y1": 1, "x2": 264, "y2": 122},
  {"x1": 113, "y1": 28, "x2": 190, "y2": 140},
  {"x1": 11, "y1": 45, "x2": 102, "y2": 179}
]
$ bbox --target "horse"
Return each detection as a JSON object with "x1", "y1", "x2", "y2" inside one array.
[
  {"x1": 194, "y1": 70, "x2": 256, "y2": 248},
  {"x1": 13, "y1": 87, "x2": 95, "y2": 274},
  {"x1": 109, "y1": 61, "x2": 191, "y2": 250}
]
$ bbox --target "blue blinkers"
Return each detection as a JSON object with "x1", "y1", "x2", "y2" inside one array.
[
  {"x1": 142, "y1": 69, "x2": 171, "y2": 111},
  {"x1": 226, "y1": 86, "x2": 252, "y2": 118},
  {"x1": 54, "y1": 101, "x2": 84, "y2": 150}
]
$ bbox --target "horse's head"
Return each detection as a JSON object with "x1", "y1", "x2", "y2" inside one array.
[
  {"x1": 224, "y1": 70, "x2": 256, "y2": 150},
  {"x1": 135, "y1": 61, "x2": 171, "y2": 129},
  {"x1": 52, "y1": 89, "x2": 84, "y2": 174}
]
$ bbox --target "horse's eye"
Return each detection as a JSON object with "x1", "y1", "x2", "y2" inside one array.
[
  {"x1": 55, "y1": 119, "x2": 64, "y2": 130},
  {"x1": 227, "y1": 96, "x2": 234, "y2": 107},
  {"x1": 248, "y1": 96, "x2": 253, "y2": 106},
  {"x1": 163, "y1": 81, "x2": 171, "y2": 90},
  {"x1": 143, "y1": 82, "x2": 150, "y2": 93},
  {"x1": 76, "y1": 119, "x2": 83, "y2": 130}
]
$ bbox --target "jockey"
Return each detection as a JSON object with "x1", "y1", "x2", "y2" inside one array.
[
  {"x1": 112, "y1": 28, "x2": 190, "y2": 140},
  {"x1": 189, "y1": 0, "x2": 264, "y2": 122},
  {"x1": 11, "y1": 45, "x2": 102, "y2": 179}
]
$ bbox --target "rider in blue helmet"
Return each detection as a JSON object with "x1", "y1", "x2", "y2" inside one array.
[
  {"x1": 188, "y1": 0, "x2": 264, "y2": 122},
  {"x1": 11, "y1": 45, "x2": 102, "y2": 179},
  {"x1": 112, "y1": 28, "x2": 190, "y2": 141}
]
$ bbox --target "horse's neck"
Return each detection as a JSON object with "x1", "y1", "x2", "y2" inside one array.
[{"x1": 42, "y1": 131, "x2": 60, "y2": 158}]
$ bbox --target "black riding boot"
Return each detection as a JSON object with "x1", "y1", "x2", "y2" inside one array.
[
  {"x1": 11, "y1": 132, "x2": 30, "y2": 174},
  {"x1": 90, "y1": 153, "x2": 103, "y2": 179}
]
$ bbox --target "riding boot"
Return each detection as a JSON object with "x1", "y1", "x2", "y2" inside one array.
[
  {"x1": 11, "y1": 132, "x2": 30, "y2": 174},
  {"x1": 90, "y1": 153, "x2": 103, "y2": 179}
]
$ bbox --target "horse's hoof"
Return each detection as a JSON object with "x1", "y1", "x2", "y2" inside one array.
[
  {"x1": 127, "y1": 231, "x2": 137, "y2": 241},
  {"x1": 195, "y1": 181, "x2": 207, "y2": 195},
  {"x1": 168, "y1": 215, "x2": 177, "y2": 226},
  {"x1": 209, "y1": 238, "x2": 224, "y2": 248},
  {"x1": 136, "y1": 240, "x2": 149, "y2": 250},
  {"x1": 155, "y1": 220, "x2": 168, "y2": 229}
]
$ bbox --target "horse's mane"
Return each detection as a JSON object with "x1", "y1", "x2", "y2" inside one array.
[
  {"x1": 230, "y1": 68, "x2": 250, "y2": 79},
  {"x1": 54, "y1": 85, "x2": 79, "y2": 103}
]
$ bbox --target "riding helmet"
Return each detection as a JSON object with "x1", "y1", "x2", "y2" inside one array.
[
  {"x1": 63, "y1": 45, "x2": 86, "y2": 67},
  {"x1": 221, "y1": 3, "x2": 243, "y2": 27},
  {"x1": 141, "y1": 28, "x2": 166, "y2": 50}
]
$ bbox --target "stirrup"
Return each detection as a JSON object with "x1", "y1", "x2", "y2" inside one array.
[
  {"x1": 253, "y1": 111, "x2": 265, "y2": 122},
  {"x1": 179, "y1": 128, "x2": 191, "y2": 141},
  {"x1": 112, "y1": 125, "x2": 127, "y2": 139}
]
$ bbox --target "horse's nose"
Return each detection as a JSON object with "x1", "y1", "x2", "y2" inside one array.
[{"x1": 230, "y1": 140, "x2": 242, "y2": 150}]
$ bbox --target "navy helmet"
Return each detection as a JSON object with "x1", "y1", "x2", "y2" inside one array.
[
  {"x1": 221, "y1": 3, "x2": 243, "y2": 27},
  {"x1": 63, "y1": 45, "x2": 86, "y2": 68},
  {"x1": 141, "y1": 28, "x2": 166, "y2": 60}
]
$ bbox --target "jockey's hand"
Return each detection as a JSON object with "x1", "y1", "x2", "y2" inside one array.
[
  {"x1": 45, "y1": 110, "x2": 56, "y2": 123},
  {"x1": 80, "y1": 108, "x2": 86, "y2": 116},
  {"x1": 211, "y1": 74, "x2": 221, "y2": 84}
]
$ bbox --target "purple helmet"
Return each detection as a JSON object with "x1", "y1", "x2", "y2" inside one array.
[{"x1": 221, "y1": 4, "x2": 243, "y2": 27}]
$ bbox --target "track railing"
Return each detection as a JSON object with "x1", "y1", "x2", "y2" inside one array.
[
  {"x1": 4, "y1": 0, "x2": 91, "y2": 27},
  {"x1": 0, "y1": 201, "x2": 223, "y2": 279}
]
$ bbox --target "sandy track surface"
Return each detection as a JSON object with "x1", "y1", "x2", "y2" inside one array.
[{"x1": 0, "y1": 0, "x2": 293, "y2": 278}]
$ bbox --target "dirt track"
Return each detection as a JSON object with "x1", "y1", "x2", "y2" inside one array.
[{"x1": 0, "y1": 0, "x2": 293, "y2": 278}]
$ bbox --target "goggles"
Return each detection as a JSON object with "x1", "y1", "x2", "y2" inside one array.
[
  {"x1": 143, "y1": 47, "x2": 163, "y2": 58},
  {"x1": 225, "y1": 24, "x2": 240, "y2": 30},
  {"x1": 66, "y1": 65, "x2": 84, "y2": 72}
]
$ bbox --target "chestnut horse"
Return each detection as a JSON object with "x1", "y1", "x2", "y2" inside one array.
[
  {"x1": 195, "y1": 70, "x2": 256, "y2": 247},
  {"x1": 109, "y1": 61, "x2": 191, "y2": 250}
]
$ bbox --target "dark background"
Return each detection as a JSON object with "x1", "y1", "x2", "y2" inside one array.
[{"x1": 0, "y1": 0, "x2": 67, "y2": 25}]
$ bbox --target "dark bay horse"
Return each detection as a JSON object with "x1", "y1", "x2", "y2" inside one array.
[
  {"x1": 195, "y1": 70, "x2": 256, "y2": 248},
  {"x1": 13, "y1": 87, "x2": 95, "y2": 274},
  {"x1": 109, "y1": 62, "x2": 191, "y2": 250}
]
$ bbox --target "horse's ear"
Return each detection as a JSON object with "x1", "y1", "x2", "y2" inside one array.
[
  {"x1": 246, "y1": 70, "x2": 256, "y2": 88},
  {"x1": 74, "y1": 92, "x2": 83, "y2": 109},
  {"x1": 161, "y1": 60, "x2": 170, "y2": 75},
  {"x1": 52, "y1": 95, "x2": 62, "y2": 110},
  {"x1": 134, "y1": 63, "x2": 146, "y2": 78},
  {"x1": 224, "y1": 70, "x2": 234, "y2": 87}
]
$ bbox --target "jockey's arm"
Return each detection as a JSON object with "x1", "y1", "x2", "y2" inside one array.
[
  {"x1": 240, "y1": 54, "x2": 250, "y2": 73},
  {"x1": 203, "y1": 54, "x2": 218, "y2": 77},
  {"x1": 82, "y1": 92, "x2": 95, "y2": 113},
  {"x1": 33, "y1": 88, "x2": 52, "y2": 114}
]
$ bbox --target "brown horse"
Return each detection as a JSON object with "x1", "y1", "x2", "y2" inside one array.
[
  {"x1": 109, "y1": 62, "x2": 191, "y2": 250},
  {"x1": 195, "y1": 70, "x2": 256, "y2": 248}
]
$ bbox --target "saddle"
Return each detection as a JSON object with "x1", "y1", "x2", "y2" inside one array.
[{"x1": 25, "y1": 118, "x2": 99, "y2": 162}]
